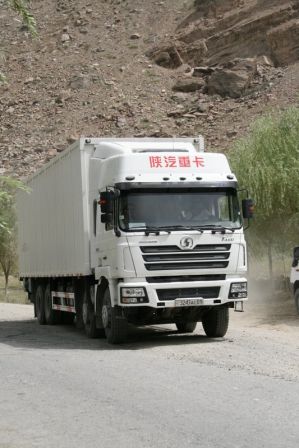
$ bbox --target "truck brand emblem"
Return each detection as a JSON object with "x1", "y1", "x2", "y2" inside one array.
[{"x1": 180, "y1": 237, "x2": 194, "y2": 250}]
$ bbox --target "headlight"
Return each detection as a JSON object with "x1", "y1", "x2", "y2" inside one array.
[
  {"x1": 120, "y1": 287, "x2": 149, "y2": 304},
  {"x1": 229, "y1": 282, "x2": 247, "y2": 299},
  {"x1": 121, "y1": 287, "x2": 146, "y2": 297}
]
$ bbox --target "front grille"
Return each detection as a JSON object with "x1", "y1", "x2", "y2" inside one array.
[
  {"x1": 141, "y1": 244, "x2": 231, "y2": 271},
  {"x1": 145, "y1": 261, "x2": 229, "y2": 271},
  {"x1": 143, "y1": 252, "x2": 229, "y2": 262},
  {"x1": 141, "y1": 245, "x2": 231, "y2": 253},
  {"x1": 157, "y1": 287, "x2": 220, "y2": 301},
  {"x1": 146, "y1": 275, "x2": 226, "y2": 283}
]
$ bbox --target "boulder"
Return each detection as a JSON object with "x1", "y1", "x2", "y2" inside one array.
[
  {"x1": 193, "y1": 66, "x2": 215, "y2": 77},
  {"x1": 149, "y1": 44, "x2": 183, "y2": 68},
  {"x1": 172, "y1": 78, "x2": 205, "y2": 93},
  {"x1": 154, "y1": 51, "x2": 171, "y2": 66},
  {"x1": 207, "y1": 58, "x2": 257, "y2": 98}
]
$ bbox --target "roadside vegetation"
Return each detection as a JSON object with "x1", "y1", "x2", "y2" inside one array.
[
  {"x1": 229, "y1": 106, "x2": 299, "y2": 280},
  {"x1": 0, "y1": 275, "x2": 28, "y2": 303},
  {"x1": 0, "y1": 177, "x2": 27, "y2": 299}
]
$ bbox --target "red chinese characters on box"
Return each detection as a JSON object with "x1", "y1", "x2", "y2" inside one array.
[{"x1": 149, "y1": 155, "x2": 204, "y2": 169}]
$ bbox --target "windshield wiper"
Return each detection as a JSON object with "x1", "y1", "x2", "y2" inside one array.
[
  {"x1": 127, "y1": 226, "x2": 167, "y2": 235},
  {"x1": 197, "y1": 224, "x2": 236, "y2": 233},
  {"x1": 155, "y1": 225, "x2": 204, "y2": 233},
  {"x1": 127, "y1": 225, "x2": 204, "y2": 235}
]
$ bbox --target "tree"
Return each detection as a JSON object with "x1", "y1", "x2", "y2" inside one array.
[
  {"x1": 229, "y1": 107, "x2": 299, "y2": 277},
  {"x1": 0, "y1": 177, "x2": 26, "y2": 298},
  {"x1": 1, "y1": 1, "x2": 36, "y2": 83}
]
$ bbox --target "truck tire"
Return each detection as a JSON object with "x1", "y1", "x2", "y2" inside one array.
[
  {"x1": 202, "y1": 306, "x2": 229, "y2": 338},
  {"x1": 295, "y1": 289, "x2": 299, "y2": 314},
  {"x1": 82, "y1": 287, "x2": 101, "y2": 338},
  {"x1": 36, "y1": 284, "x2": 46, "y2": 325},
  {"x1": 44, "y1": 284, "x2": 59, "y2": 325},
  {"x1": 101, "y1": 288, "x2": 128, "y2": 344},
  {"x1": 175, "y1": 322, "x2": 197, "y2": 333}
]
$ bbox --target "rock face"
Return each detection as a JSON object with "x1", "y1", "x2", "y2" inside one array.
[
  {"x1": 0, "y1": 0, "x2": 299, "y2": 177},
  {"x1": 152, "y1": 0, "x2": 299, "y2": 70},
  {"x1": 267, "y1": 19, "x2": 299, "y2": 66},
  {"x1": 193, "y1": 0, "x2": 243, "y2": 19}
]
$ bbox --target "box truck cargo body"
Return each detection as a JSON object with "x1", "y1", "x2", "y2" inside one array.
[
  {"x1": 17, "y1": 137, "x2": 252, "y2": 344},
  {"x1": 18, "y1": 143, "x2": 92, "y2": 277}
]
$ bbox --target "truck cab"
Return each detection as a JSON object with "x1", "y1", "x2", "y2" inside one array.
[{"x1": 88, "y1": 138, "x2": 252, "y2": 342}]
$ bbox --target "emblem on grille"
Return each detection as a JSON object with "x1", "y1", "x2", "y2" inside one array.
[{"x1": 180, "y1": 237, "x2": 194, "y2": 250}]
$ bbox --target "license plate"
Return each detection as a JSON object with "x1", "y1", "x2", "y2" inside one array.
[{"x1": 175, "y1": 298, "x2": 203, "y2": 307}]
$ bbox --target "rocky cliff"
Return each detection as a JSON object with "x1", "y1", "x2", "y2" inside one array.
[{"x1": 0, "y1": 0, "x2": 298, "y2": 177}]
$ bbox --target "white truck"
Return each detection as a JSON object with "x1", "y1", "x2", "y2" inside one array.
[
  {"x1": 17, "y1": 137, "x2": 253, "y2": 344},
  {"x1": 290, "y1": 247, "x2": 299, "y2": 314}
]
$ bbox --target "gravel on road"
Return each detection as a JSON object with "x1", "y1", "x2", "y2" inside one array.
[{"x1": 0, "y1": 299, "x2": 298, "y2": 448}]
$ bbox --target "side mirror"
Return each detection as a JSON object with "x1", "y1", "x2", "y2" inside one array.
[
  {"x1": 292, "y1": 246, "x2": 299, "y2": 268},
  {"x1": 242, "y1": 199, "x2": 254, "y2": 219},
  {"x1": 99, "y1": 191, "x2": 114, "y2": 225}
]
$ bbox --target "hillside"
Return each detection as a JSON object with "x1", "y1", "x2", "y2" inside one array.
[{"x1": 0, "y1": 0, "x2": 298, "y2": 177}]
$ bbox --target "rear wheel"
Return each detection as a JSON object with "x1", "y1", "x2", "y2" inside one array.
[
  {"x1": 176, "y1": 322, "x2": 197, "y2": 333},
  {"x1": 44, "y1": 284, "x2": 59, "y2": 325},
  {"x1": 36, "y1": 284, "x2": 46, "y2": 325},
  {"x1": 202, "y1": 307, "x2": 229, "y2": 338},
  {"x1": 295, "y1": 289, "x2": 299, "y2": 314},
  {"x1": 101, "y1": 288, "x2": 128, "y2": 344}
]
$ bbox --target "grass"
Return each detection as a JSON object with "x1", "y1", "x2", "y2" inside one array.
[{"x1": 0, "y1": 275, "x2": 29, "y2": 304}]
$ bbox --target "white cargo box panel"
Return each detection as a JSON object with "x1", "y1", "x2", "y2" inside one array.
[{"x1": 17, "y1": 141, "x2": 92, "y2": 277}]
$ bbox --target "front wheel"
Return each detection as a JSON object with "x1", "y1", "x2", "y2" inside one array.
[
  {"x1": 82, "y1": 287, "x2": 101, "y2": 338},
  {"x1": 295, "y1": 289, "x2": 299, "y2": 314},
  {"x1": 175, "y1": 322, "x2": 197, "y2": 333},
  {"x1": 202, "y1": 307, "x2": 229, "y2": 338},
  {"x1": 101, "y1": 289, "x2": 128, "y2": 344}
]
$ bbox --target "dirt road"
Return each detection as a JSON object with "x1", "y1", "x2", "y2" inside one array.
[{"x1": 0, "y1": 296, "x2": 298, "y2": 448}]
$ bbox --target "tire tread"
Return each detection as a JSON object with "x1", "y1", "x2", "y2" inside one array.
[{"x1": 202, "y1": 307, "x2": 229, "y2": 338}]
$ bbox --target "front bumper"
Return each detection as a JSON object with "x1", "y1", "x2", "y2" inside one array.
[{"x1": 117, "y1": 277, "x2": 248, "y2": 308}]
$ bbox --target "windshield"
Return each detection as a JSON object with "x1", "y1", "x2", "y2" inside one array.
[{"x1": 119, "y1": 189, "x2": 242, "y2": 231}]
